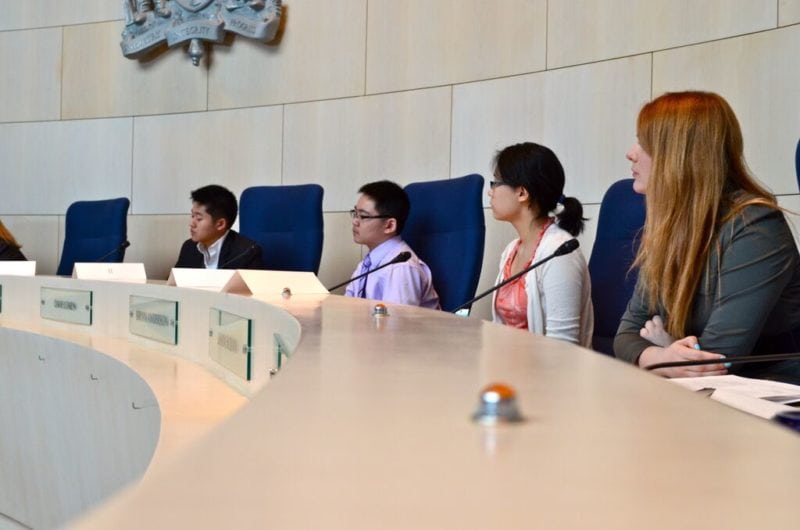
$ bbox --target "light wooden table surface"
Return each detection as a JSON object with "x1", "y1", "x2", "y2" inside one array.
[{"x1": 49, "y1": 284, "x2": 799, "y2": 529}]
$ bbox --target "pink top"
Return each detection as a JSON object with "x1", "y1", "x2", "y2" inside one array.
[
  {"x1": 495, "y1": 219, "x2": 553, "y2": 330},
  {"x1": 495, "y1": 240, "x2": 530, "y2": 329}
]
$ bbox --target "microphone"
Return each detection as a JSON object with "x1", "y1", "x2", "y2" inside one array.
[
  {"x1": 450, "y1": 238, "x2": 580, "y2": 314},
  {"x1": 218, "y1": 243, "x2": 259, "y2": 269},
  {"x1": 327, "y1": 251, "x2": 412, "y2": 291},
  {"x1": 644, "y1": 351, "x2": 800, "y2": 371},
  {"x1": 94, "y1": 240, "x2": 130, "y2": 262}
]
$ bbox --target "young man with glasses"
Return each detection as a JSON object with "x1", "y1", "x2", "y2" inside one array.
[
  {"x1": 344, "y1": 180, "x2": 440, "y2": 309},
  {"x1": 174, "y1": 184, "x2": 264, "y2": 270}
]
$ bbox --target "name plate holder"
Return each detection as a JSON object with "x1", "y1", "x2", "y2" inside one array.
[
  {"x1": 40, "y1": 287, "x2": 93, "y2": 326},
  {"x1": 273, "y1": 333, "x2": 290, "y2": 373},
  {"x1": 0, "y1": 261, "x2": 36, "y2": 276},
  {"x1": 73, "y1": 262, "x2": 147, "y2": 283},
  {"x1": 168, "y1": 268, "x2": 236, "y2": 291},
  {"x1": 129, "y1": 295, "x2": 179, "y2": 345},
  {"x1": 222, "y1": 270, "x2": 329, "y2": 296},
  {"x1": 209, "y1": 308, "x2": 252, "y2": 381}
]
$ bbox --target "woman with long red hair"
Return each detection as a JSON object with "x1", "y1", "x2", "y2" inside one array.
[{"x1": 615, "y1": 91, "x2": 800, "y2": 383}]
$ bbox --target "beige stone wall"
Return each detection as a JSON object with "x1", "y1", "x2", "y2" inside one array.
[{"x1": 1, "y1": 0, "x2": 798, "y2": 320}]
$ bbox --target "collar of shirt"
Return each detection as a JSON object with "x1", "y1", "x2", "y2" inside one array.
[
  {"x1": 197, "y1": 231, "x2": 229, "y2": 269},
  {"x1": 366, "y1": 236, "x2": 406, "y2": 268}
]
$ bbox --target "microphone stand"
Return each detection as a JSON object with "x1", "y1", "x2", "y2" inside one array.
[
  {"x1": 94, "y1": 241, "x2": 130, "y2": 262},
  {"x1": 450, "y1": 239, "x2": 579, "y2": 314},
  {"x1": 218, "y1": 243, "x2": 258, "y2": 269},
  {"x1": 327, "y1": 251, "x2": 411, "y2": 292}
]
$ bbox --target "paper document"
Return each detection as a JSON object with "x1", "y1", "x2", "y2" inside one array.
[{"x1": 671, "y1": 375, "x2": 800, "y2": 419}]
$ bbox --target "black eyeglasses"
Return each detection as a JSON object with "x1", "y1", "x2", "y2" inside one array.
[
  {"x1": 489, "y1": 180, "x2": 510, "y2": 189},
  {"x1": 349, "y1": 209, "x2": 391, "y2": 221}
]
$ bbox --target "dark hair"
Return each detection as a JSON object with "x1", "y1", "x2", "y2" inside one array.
[
  {"x1": 358, "y1": 180, "x2": 410, "y2": 233},
  {"x1": 191, "y1": 184, "x2": 238, "y2": 228},
  {"x1": 494, "y1": 142, "x2": 585, "y2": 236},
  {"x1": 0, "y1": 220, "x2": 21, "y2": 248}
]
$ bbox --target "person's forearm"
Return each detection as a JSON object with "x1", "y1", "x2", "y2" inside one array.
[
  {"x1": 613, "y1": 331, "x2": 652, "y2": 363},
  {"x1": 636, "y1": 345, "x2": 663, "y2": 367}
]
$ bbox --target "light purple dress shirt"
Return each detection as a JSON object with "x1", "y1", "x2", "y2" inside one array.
[{"x1": 345, "y1": 237, "x2": 440, "y2": 309}]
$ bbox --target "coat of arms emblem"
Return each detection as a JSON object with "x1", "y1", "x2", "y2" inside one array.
[
  {"x1": 121, "y1": 0, "x2": 282, "y2": 66},
  {"x1": 175, "y1": 0, "x2": 215, "y2": 12}
]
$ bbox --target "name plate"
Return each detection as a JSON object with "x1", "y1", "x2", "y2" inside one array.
[
  {"x1": 168, "y1": 268, "x2": 236, "y2": 291},
  {"x1": 40, "y1": 287, "x2": 92, "y2": 326},
  {"x1": 209, "y1": 308, "x2": 252, "y2": 381},
  {"x1": 223, "y1": 270, "x2": 329, "y2": 296},
  {"x1": 0, "y1": 260, "x2": 36, "y2": 276},
  {"x1": 129, "y1": 295, "x2": 178, "y2": 345},
  {"x1": 73, "y1": 262, "x2": 147, "y2": 283}
]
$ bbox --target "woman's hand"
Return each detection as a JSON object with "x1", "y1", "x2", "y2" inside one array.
[
  {"x1": 639, "y1": 315, "x2": 674, "y2": 348},
  {"x1": 637, "y1": 336, "x2": 728, "y2": 378}
]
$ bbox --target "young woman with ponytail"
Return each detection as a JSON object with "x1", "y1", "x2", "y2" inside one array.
[
  {"x1": 488, "y1": 142, "x2": 593, "y2": 346},
  {"x1": 615, "y1": 91, "x2": 800, "y2": 383}
]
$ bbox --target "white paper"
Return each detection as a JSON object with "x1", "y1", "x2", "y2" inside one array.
[{"x1": 672, "y1": 375, "x2": 799, "y2": 419}]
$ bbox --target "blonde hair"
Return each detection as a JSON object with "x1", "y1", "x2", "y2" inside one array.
[
  {"x1": 0, "y1": 220, "x2": 20, "y2": 248},
  {"x1": 634, "y1": 91, "x2": 776, "y2": 337}
]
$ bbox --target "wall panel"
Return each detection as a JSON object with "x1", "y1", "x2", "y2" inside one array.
[
  {"x1": 548, "y1": 0, "x2": 776, "y2": 68},
  {"x1": 207, "y1": 0, "x2": 367, "y2": 110},
  {"x1": 0, "y1": 1, "x2": 120, "y2": 31},
  {"x1": 62, "y1": 22, "x2": 208, "y2": 119},
  {"x1": 0, "y1": 29, "x2": 62, "y2": 123},
  {"x1": 452, "y1": 55, "x2": 651, "y2": 206},
  {"x1": 319, "y1": 212, "x2": 364, "y2": 292},
  {"x1": 131, "y1": 107, "x2": 283, "y2": 214},
  {"x1": 1, "y1": 216, "x2": 60, "y2": 275},
  {"x1": 653, "y1": 25, "x2": 800, "y2": 194},
  {"x1": 366, "y1": 0, "x2": 546, "y2": 94},
  {"x1": 283, "y1": 87, "x2": 451, "y2": 211},
  {"x1": 126, "y1": 215, "x2": 190, "y2": 281},
  {"x1": 780, "y1": 0, "x2": 800, "y2": 25},
  {"x1": 0, "y1": 119, "x2": 133, "y2": 215}
]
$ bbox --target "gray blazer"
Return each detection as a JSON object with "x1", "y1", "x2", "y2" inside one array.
[{"x1": 614, "y1": 205, "x2": 800, "y2": 382}]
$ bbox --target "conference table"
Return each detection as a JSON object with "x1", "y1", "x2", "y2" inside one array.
[{"x1": 0, "y1": 274, "x2": 797, "y2": 529}]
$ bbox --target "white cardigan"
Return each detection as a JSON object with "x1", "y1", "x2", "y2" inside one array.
[{"x1": 491, "y1": 224, "x2": 594, "y2": 347}]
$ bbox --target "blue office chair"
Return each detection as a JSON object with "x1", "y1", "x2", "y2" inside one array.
[
  {"x1": 588, "y1": 179, "x2": 646, "y2": 356},
  {"x1": 239, "y1": 184, "x2": 324, "y2": 273},
  {"x1": 795, "y1": 138, "x2": 799, "y2": 191},
  {"x1": 57, "y1": 198, "x2": 130, "y2": 276},
  {"x1": 402, "y1": 174, "x2": 486, "y2": 312}
]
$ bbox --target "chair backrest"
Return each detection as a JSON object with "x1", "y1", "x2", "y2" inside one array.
[
  {"x1": 239, "y1": 184, "x2": 324, "y2": 273},
  {"x1": 795, "y1": 138, "x2": 799, "y2": 191},
  {"x1": 402, "y1": 174, "x2": 486, "y2": 312},
  {"x1": 57, "y1": 198, "x2": 130, "y2": 276},
  {"x1": 588, "y1": 179, "x2": 646, "y2": 355}
]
